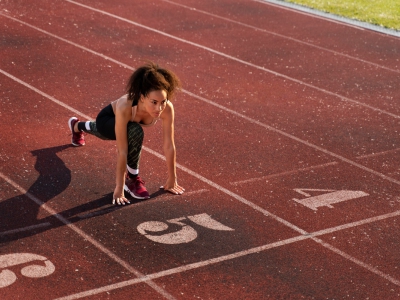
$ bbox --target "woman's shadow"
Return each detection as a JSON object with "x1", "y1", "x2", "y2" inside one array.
[{"x1": 0, "y1": 144, "x2": 137, "y2": 244}]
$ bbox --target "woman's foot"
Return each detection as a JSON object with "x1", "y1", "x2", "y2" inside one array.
[
  {"x1": 68, "y1": 117, "x2": 85, "y2": 146},
  {"x1": 124, "y1": 176, "x2": 150, "y2": 199}
]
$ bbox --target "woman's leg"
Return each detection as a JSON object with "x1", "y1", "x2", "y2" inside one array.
[
  {"x1": 69, "y1": 104, "x2": 115, "y2": 146},
  {"x1": 69, "y1": 106, "x2": 149, "y2": 199},
  {"x1": 70, "y1": 105, "x2": 144, "y2": 171},
  {"x1": 124, "y1": 122, "x2": 149, "y2": 199},
  {"x1": 126, "y1": 122, "x2": 144, "y2": 178},
  {"x1": 82, "y1": 103, "x2": 116, "y2": 140},
  {"x1": 77, "y1": 120, "x2": 111, "y2": 140}
]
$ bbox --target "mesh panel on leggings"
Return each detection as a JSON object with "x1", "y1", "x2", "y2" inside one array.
[{"x1": 127, "y1": 122, "x2": 144, "y2": 170}]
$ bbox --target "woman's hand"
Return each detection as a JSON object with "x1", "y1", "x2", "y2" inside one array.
[
  {"x1": 113, "y1": 187, "x2": 130, "y2": 205},
  {"x1": 162, "y1": 177, "x2": 185, "y2": 195}
]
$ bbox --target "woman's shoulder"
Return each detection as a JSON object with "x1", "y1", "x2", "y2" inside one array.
[
  {"x1": 115, "y1": 94, "x2": 130, "y2": 107},
  {"x1": 160, "y1": 101, "x2": 174, "y2": 121},
  {"x1": 166, "y1": 100, "x2": 174, "y2": 110},
  {"x1": 111, "y1": 94, "x2": 127, "y2": 104},
  {"x1": 116, "y1": 94, "x2": 129, "y2": 103},
  {"x1": 114, "y1": 94, "x2": 133, "y2": 116},
  {"x1": 164, "y1": 100, "x2": 174, "y2": 112}
]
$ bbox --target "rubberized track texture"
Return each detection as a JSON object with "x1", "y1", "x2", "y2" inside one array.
[{"x1": 1, "y1": 0, "x2": 400, "y2": 299}]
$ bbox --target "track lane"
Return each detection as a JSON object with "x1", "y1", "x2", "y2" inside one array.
[
  {"x1": 167, "y1": 0, "x2": 400, "y2": 71},
  {"x1": 162, "y1": 0, "x2": 400, "y2": 73},
  {"x1": 62, "y1": 0, "x2": 400, "y2": 118},
  {"x1": 2, "y1": 0, "x2": 400, "y2": 117},
  {"x1": 2, "y1": 0, "x2": 400, "y2": 298},
  {"x1": 1, "y1": 9, "x2": 400, "y2": 166},
  {"x1": 0, "y1": 2, "x2": 400, "y2": 232},
  {"x1": 67, "y1": 0, "x2": 400, "y2": 113},
  {"x1": 3, "y1": 63, "x2": 400, "y2": 298}
]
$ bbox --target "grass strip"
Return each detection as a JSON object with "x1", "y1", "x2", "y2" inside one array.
[{"x1": 285, "y1": 0, "x2": 400, "y2": 30}]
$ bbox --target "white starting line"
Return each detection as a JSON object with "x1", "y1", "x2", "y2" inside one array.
[
  {"x1": 0, "y1": 222, "x2": 51, "y2": 236},
  {"x1": 55, "y1": 208, "x2": 400, "y2": 300}
]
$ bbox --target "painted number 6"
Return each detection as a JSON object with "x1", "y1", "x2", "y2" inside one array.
[
  {"x1": 0, "y1": 253, "x2": 55, "y2": 288},
  {"x1": 137, "y1": 213, "x2": 234, "y2": 244}
]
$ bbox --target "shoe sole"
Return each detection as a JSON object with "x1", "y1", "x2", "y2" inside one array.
[
  {"x1": 124, "y1": 185, "x2": 150, "y2": 200},
  {"x1": 68, "y1": 117, "x2": 85, "y2": 147}
]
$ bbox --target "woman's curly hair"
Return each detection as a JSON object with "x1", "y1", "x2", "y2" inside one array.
[{"x1": 126, "y1": 61, "x2": 181, "y2": 105}]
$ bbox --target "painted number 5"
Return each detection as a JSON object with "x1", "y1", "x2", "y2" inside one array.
[{"x1": 137, "y1": 213, "x2": 234, "y2": 244}]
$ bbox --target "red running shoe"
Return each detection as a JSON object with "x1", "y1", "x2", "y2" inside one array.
[
  {"x1": 124, "y1": 176, "x2": 150, "y2": 199},
  {"x1": 68, "y1": 117, "x2": 85, "y2": 146}
]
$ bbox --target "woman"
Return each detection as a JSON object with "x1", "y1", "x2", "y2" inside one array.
[{"x1": 68, "y1": 62, "x2": 185, "y2": 205}]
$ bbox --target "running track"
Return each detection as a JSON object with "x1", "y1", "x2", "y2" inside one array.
[{"x1": 1, "y1": 0, "x2": 400, "y2": 299}]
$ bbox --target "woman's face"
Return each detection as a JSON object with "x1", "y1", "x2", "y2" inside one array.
[{"x1": 141, "y1": 90, "x2": 168, "y2": 118}]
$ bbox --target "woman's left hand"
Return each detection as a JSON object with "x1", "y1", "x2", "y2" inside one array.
[{"x1": 162, "y1": 178, "x2": 185, "y2": 195}]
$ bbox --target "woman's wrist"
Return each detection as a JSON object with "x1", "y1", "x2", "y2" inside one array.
[{"x1": 167, "y1": 174, "x2": 177, "y2": 181}]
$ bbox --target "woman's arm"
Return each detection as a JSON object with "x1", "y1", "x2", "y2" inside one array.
[
  {"x1": 161, "y1": 102, "x2": 185, "y2": 194},
  {"x1": 113, "y1": 99, "x2": 131, "y2": 205}
]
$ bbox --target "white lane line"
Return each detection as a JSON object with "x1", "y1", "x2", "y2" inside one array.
[
  {"x1": 2, "y1": 71, "x2": 400, "y2": 295},
  {"x1": 356, "y1": 148, "x2": 400, "y2": 160},
  {"x1": 309, "y1": 210, "x2": 400, "y2": 237},
  {"x1": 183, "y1": 90, "x2": 400, "y2": 186},
  {"x1": 54, "y1": 235, "x2": 311, "y2": 300},
  {"x1": 1, "y1": 14, "x2": 400, "y2": 187},
  {"x1": 0, "y1": 13, "x2": 134, "y2": 71},
  {"x1": 0, "y1": 222, "x2": 51, "y2": 236},
  {"x1": 61, "y1": 0, "x2": 400, "y2": 120},
  {"x1": 180, "y1": 188, "x2": 209, "y2": 195},
  {"x1": 76, "y1": 189, "x2": 209, "y2": 219},
  {"x1": 0, "y1": 172, "x2": 177, "y2": 300},
  {"x1": 55, "y1": 209, "x2": 400, "y2": 299},
  {"x1": 142, "y1": 188, "x2": 210, "y2": 203},
  {"x1": 119, "y1": 188, "x2": 208, "y2": 208},
  {"x1": 162, "y1": 0, "x2": 400, "y2": 74},
  {"x1": 77, "y1": 207, "x2": 119, "y2": 220},
  {"x1": 230, "y1": 162, "x2": 338, "y2": 185},
  {"x1": 0, "y1": 68, "x2": 92, "y2": 121},
  {"x1": 161, "y1": 188, "x2": 209, "y2": 198},
  {"x1": 312, "y1": 237, "x2": 400, "y2": 286}
]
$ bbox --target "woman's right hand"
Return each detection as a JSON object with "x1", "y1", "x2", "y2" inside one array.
[{"x1": 113, "y1": 187, "x2": 130, "y2": 205}]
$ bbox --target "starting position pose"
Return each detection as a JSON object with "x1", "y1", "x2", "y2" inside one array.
[{"x1": 68, "y1": 62, "x2": 185, "y2": 205}]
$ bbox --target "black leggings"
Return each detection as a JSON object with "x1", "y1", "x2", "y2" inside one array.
[{"x1": 81, "y1": 104, "x2": 144, "y2": 172}]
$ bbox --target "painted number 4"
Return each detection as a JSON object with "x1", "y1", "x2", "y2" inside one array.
[
  {"x1": 293, "y1": 188, "x2": 369, "y2": 210},
  {"x1": 137, "y1": 213, "x2": 234, "y2": 244}
]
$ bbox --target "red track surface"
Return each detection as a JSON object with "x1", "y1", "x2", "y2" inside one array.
[{"x1": 1, "y1": 0, "x2": 400, "y2": 299}]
